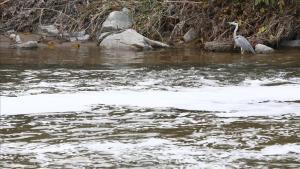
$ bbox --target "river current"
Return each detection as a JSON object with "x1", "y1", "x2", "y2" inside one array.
[{"x1": 0, "y1": 47, "x2": 300, "y2": 168}]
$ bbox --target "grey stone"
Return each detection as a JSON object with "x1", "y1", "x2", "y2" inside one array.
[
  {"x1": 7, "y1": 30, "x2": 15, "y2": 34},
  {"x1": 280, "y1": 40, "x2": 300, "y2": 48},
  {"x1": 13, "y1": 41, "x2": 38, "y2": 49},
  {"x1": 68, "y1": 30, "x2": 90, "y2": 42},
  {"x1": 77, "y1": 34, "x2": 90, "y2": 41},
  {"x1": 69, "y1": 34, "x2": 90, "y2": 42},
  {"x1": 255, "y1": 44, "x2": 274, "y2": 54},
  {"x1": 99, "y1": 29, "x2": 169, "y2": 50},
  {"x1": 183, "y1": 28, "x2": 198, "y2": 42},
  {"x1": 101, "y1": 8, "x2": 133, "y2": 32},
  {"x1": 72, "y1": 30, "x2": 86, "y2": 37},
  {"x1": 38, "y1": 25, "x2": 59, "y2": 36}
]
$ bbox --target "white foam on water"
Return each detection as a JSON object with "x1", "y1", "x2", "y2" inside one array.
[
  {"x1": 261, "y1": 144, "x2": 300, "y2": 155},
  {"x1": 1, "y1": 84, "x2": 299, "y2": 116},
  {"x1": 2, "y1": 139, "x2": 299, "y2": 168}
]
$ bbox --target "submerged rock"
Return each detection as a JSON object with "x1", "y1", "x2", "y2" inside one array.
[
  {"x1": 38, "y1": 25, "x2": 59, "y2": 36},
  {"x1": 99, "y1": 29, "x2": 169, "y2": 50},
  {"x1": 280, "y1": 40, "x2": 300, "y2": 48},
  {"x1": 204, "y1": 41, "x2": 233, "y2": 52},
  {"x1": 12, "y1": 41, "x2": 38, "y2": 49},
  {"x1": 101, "y1": 8, "x2": 133, "y2": 32},
  {"x1": 183, "y1": 28, "x2": 198, "y2": 42},
  {"x1": 255, "y1": 44, "x2": 274, "y2": 54}
]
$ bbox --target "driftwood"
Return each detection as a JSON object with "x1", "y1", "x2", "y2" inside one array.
[
  {"x1": 204, "y1": 41, "x2": 234, "y2": 52},
  {"x1": 144, "y1": 37, "x2": 170, "y2": 48},
  {"x1": 96, "y1": 30, "x2": 125, "y2": 46}
]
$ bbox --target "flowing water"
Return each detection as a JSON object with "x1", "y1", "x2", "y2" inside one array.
[{"x1": 0, "y1": 47, "x2": 300, "y2": 168}]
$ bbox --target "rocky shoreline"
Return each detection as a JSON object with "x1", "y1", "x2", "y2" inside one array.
[{"x1": 1, "y1": 2, "x2": 299, "y2": 53}]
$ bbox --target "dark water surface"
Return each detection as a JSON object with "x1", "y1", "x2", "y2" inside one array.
[{"x1": 0, "y1": 47, "x2": 300, "y2": 168}]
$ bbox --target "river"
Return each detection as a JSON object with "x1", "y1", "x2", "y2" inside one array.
[{"x1": 0, "y1": 47, "x2": 300, "y2": 168}]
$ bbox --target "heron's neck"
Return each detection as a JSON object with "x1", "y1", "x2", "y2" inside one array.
[{"x1": 233, "y1": 24, "x2": 238, "y2": 38}]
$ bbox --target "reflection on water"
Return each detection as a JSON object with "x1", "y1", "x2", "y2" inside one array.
[
  {"x1": 1, "y1": 46, "x2": 300, "y2": 66},
  {"x1": 0, "y1": 47, "x2": 300, "y2": 168}
]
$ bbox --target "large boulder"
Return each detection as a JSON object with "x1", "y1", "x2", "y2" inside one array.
[
  {"x1": 101, "y1": 8, "x2": 133, "y2": 32},
  {"x1": 99, "y1": 29, "x2": 169, "y2": 50},
  {"x1": 280, "y1": 40, "x2": 300, "y2": 48},
  {"x1": 255, "y1": 44, "x2": 274, "y2": 54}
]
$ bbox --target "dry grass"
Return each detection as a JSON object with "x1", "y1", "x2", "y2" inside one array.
[{"x1": 0, "y1": 0, "x2": 298, "y2": 46}]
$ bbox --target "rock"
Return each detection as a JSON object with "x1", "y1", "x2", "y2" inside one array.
[
  {"x1": 183, "y1": 28, "x2": 198, "y2": 42},
  {"x1": 7, "y1": 30, "x2": 15, "y2": 34},
  {"x1": 72, "y1": 30, "x2": 86, "y2": 37},
  {"x1": 255, "y1": 44, "x2": 274, "y2": 54},
  {"x1": 13, "y1": 41, "x2": 38, "y2": 49},
  {"x1": 65, "y1": 30, "x2": 90, "y2": 42},
  {"x1": 99, "y1": 29, "x2": 169, "y2": 50},
  {"x1": 76, "y1": 34, "x2": 90, "y2": 41},
  {"x1": 38, "y1": 25, "x2": 59, "y2": 36},
  {"x1": 280, "y1": 40, "x2": 300, "y2": 48},
  {"x1": 9, "y1": 34, "x2": 22, "y2": 44},
  {"x1": 101, "y1": 8, "x2": 133, "y2": 32},
  {"x1": 144, "y1": 38, "x2": 170, "y2": 48},
  {"x1": 204, "y1": 41, "x2": 233, "y2": 52},
  {"x1": 70, "y1": 34, "x2": 90, "y2": 42}
]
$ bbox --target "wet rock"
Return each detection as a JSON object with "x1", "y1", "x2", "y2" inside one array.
[
  {"x1": 9, "y1": 34, "x2": 22, "y2": 44},
  {"x1": 38, "y1": 25, "x2": 59, "y2": 36},
  {"x1": 204, "y1": 41, "x2": 233, "y2": 52},
  {"x1": 76, "y1": 34, "x2": 90, "y2": 41},
  {"x1": 255, "y1": 44, "x2": 274, "y2": 54},
  {"x1": 280, "y1": 40, "x2": 300, "y2": 48},
  {"x1": 72, "y1": 30, "x2": 86, "y2": 37},
  {"x1": 99, "y1": 29, "x2": 169, "y2": 50},
  {"x1": 101, "y1": 8, "x2": 133, "y2": 32},
  {"x1": 69, "y1": 31, "x2": 90, "y2": 42},
  {"x1": 6, "y1": 30, "x2": 15, "y2": 34},
  {"x1": 12, "y1": 41, "x2": 38, "y2": 49},
  {"x1": 183, "y1": 28, "x2": 198, "y2": 42},
  {"x1": 9, "y1": 34, "x2": 38, "y2": 49}
]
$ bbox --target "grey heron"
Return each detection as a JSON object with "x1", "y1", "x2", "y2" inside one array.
[{"x1": 228, "y1": 22, "x2": 255, "y2": 54}]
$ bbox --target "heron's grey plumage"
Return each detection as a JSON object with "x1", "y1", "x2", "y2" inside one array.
[
  {"x1": 235, "y1": 35, "x2": 255, "y2": 54},
  {"x1": 228, "y1": 22, "x2": 255, "y2": 54}
]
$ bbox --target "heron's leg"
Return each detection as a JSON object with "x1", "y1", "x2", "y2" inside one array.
[{"x1": 241, "y1": 48, "x2": 244, "y2": 55}]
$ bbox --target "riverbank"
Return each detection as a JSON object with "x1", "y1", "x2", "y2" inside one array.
[{"x1": 0, "y1": 0, "x2": 299, "y2": 50}]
